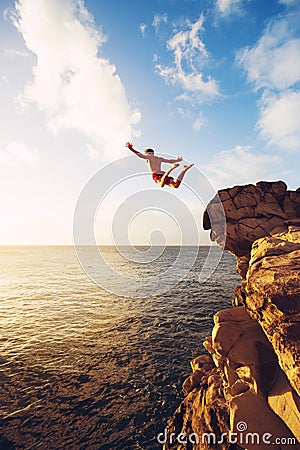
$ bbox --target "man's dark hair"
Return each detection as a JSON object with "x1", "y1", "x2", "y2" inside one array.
[{"x1": 145, "y1": 148, "x2": 154, "y2": 154}]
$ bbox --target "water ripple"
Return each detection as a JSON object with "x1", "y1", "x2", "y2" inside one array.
[{"x1": 0, "y1": 246, "x2": 240, "y2": 449}]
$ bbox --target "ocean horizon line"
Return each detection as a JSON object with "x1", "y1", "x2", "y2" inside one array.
[{"x1": 0, "y1": 244, "x2": 214, "y2": 247}]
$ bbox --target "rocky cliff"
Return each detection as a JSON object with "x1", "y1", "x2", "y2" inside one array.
[{"x1": 163, "y1": 181, "x2": 300, "y2": 450}]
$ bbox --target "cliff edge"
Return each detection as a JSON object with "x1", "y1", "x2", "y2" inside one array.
[{"x1": 163, "y1": 181, "x2": 300, "y2": 450}]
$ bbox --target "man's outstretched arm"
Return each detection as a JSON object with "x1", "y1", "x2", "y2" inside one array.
[
  {"x1": 160, "y1": 156, "x2": 183, "y2": 163},
  {"x1": 125, "y1": 142, "x2": 147, "y2": 159}
]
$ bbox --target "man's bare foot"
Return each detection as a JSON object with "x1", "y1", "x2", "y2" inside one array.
[
  {"x1": 171, "y1": 163, "x2": 180, "y2": 170},
  {"x1": 183, "y1": 163, "x2": 194, "y2": 170}
]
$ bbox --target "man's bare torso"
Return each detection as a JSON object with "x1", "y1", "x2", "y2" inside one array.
[{"x1": 146, "y1": 155, "x2": 164, "y2": 174}]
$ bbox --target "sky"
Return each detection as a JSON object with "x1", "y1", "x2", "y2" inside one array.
[{"x1": 0, "y1": 0, "x2": 300, "y2": 245}]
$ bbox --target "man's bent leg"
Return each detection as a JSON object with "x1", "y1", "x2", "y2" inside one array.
[
  {"x1": 173, "y1": 164, "x2": 194, "y2": 188},
  {"x1": 159, "y1": 163, "x2": 180, "y2": 187}
]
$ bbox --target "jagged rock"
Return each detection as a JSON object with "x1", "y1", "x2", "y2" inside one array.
[
  {"x1": 203, "y1": 181, "x2": 300, "y2": 257},
  {"x1": 164, "y1": 307, "x2": 295, "y2": 449},
  {"x1": 190, "y1": 354, "x2": 214, "y2": 373},
  {"x1": 211, "y1": 307, "x2": 279, "y2": 395},
  {"x1": 163, "y1": 367, "x2": 232, "y2": 450},
  {"x1": 161, "y1": 387, "x2": 199, "y2": 450},
  {"x1": 268, "y1": 369, "x2": 300, "y2": 441},
  {"x1": 191, "y1": 371, "x2": 231, "y2": 449},
  {"x1": 232, "y1": 284, "x2": 247, "y2": 307},
  {"x1": 182, "y1": 370, "x2": 206, "y2": 396},
  {"x1": 203, "y1": 180, "x2": 300, "y2": 396},
  {"x1": 164, "y1": 181, "x2": 300, "y2": 450},
  {"x1": 245, "y1": 226, "x2": 300, "y2": 396},
  {"x1": 182, "y1": 355, "x2": 214, "y2": 396},
  {"x1": 211, "y1": 308, "x2": 299, "y2": 448},
  {"x1": 230, "y1": 389, "x2": 298, "y2": 450},
  {"x1": 236, "y1": 256, "x2": 250, "y2": 279}
]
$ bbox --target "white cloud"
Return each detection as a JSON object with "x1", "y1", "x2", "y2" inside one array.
[
  {"x1": 237, "y1": 14, "x2": 300, "y2": 151},
  {"x1": 216, "y1": 0, "x2": 243, "y2": 16},
  {"x1": 4, "y1": 48, "x2": 31, "y2": 58},
  {"x1": 192, "y1": 114, "x2": 206, "y2": 131},
  {"x1": 139, "y1": 23, "x2": 147, "y2": 37},
  {"x1": 0, "y1": 141, "x2": 37, "y2": 164},
  {"x1": 176, "y1": 107, "x2": 206, "y2": 131},
  {"x1": 204, "y1": 145, "x2": 282, "y2": 189},
  {"x1": 10, "y1": 0, "x2": 140, "y2": 160},
  {"x1": 152, "y1": 14, "x2": 168, "y2": 32},
  {"x1": 156, "y1": 15, "x2": 219, "y2": 101},
  {"x1": 236, "y1": 18, "x2": 300, "y2": 90},
  {"x1": 258, "y1": 91, "x2": 300, "y2": 150}
]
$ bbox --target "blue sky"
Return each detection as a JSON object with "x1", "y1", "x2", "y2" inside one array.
[{"x1": 0, "y1": 0, "x2": 300, "y2": 244}]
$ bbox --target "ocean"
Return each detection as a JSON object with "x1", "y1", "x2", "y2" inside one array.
[{"x1": 0, "y1": 246, "x2": 240, "y2": 450}]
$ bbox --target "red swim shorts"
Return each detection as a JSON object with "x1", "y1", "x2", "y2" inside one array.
[{"x1": 152, "y1": 172, "x2": 174, "y2": 186}]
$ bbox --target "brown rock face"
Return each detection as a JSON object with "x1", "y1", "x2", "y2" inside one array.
[
  {"x1": 245, "y1": 226, "x2": 300, "y2": 396},
  {"x1": 211, "y1": 307, "x2": 299, "y2": 447},
  {"x1": 210, "y1": 307, "x2": 279, "y2": 396},
  {"x1": 163, "y1": 363, "x2": 231, "y2": 450},
  {"x1": 203, "y1": 180, "x2": 300, "y2": 397},
  {"x1": 203, "y1": 181, "x2": 300, "y2": 257},
  {"x1": 163, "y1": 181, "x2": 300, "y2": 450},
  {"x1": 163, "y1": 307, "x2": 299, "y2": 449}
]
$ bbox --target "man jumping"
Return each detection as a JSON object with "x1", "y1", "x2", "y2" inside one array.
[{"x1": 125, "y1": 142, "x2": 194, "y2": 189}]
